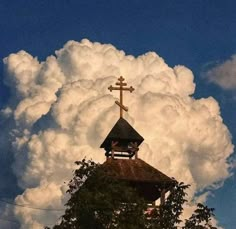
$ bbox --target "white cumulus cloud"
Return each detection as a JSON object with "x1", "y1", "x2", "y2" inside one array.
[
  {"x1": 203, "y1": 55, "x2": 236, "y2": 90},
  {"x1": 0, "y1": 39, "x2": 234, "y2": 228}
]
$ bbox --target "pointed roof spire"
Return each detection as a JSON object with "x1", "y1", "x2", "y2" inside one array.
[{"x1": 100, "y1": 117, "x2": 144, "y2": 150}]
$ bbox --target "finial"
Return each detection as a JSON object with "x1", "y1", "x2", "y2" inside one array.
[{"x1": 108, "y1": 76, "x2": 134, "y2": 118}]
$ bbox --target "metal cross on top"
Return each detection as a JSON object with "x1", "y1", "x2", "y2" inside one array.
[{"x1": 108, "y1": 76, "x2": 134, "y2": 118}]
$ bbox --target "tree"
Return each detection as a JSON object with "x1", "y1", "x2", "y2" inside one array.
[{"x1": 46, "y1": 159, "x2": 217, "y2": 229}]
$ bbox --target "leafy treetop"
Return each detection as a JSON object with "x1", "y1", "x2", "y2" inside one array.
[{"x1": 46, "y1": 159, "x2": 217, "y2": 229}]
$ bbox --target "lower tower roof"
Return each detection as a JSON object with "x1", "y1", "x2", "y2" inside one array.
[{"x1": 102, "y1": 158, "x2": 174, "y2": 202}]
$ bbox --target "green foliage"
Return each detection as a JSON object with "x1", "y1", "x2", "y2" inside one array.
[
  {"x1": 50, "y1": 159, "x2": 147, "y2": 229},
  {"x1": 47, "y1": 159, "x2": 217, "y2": 229},
  {"x1": 147, "y1": 181, "x2": 190, "y2": 229},
  {"x1": 184, "y1": 203, "x2": 217, "y2": 229}
]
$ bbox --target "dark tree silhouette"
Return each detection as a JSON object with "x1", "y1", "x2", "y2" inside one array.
[{"x1": 46, "y1": 159, "x2": 217, "y2": 229}]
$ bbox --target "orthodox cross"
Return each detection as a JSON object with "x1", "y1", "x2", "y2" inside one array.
[{"x1": 108, "y1": 76, "x2": 134, "y2": 118}]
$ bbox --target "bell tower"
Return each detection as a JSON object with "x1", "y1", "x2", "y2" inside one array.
[{"x1": 101, "y1": 76, "x2": 174, "y2": 204}]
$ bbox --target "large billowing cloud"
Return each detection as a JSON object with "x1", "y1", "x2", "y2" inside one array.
[
  {"x1": 1, "y1": 39, "x2": 233, "y2": 228},
  {"x1": 203, "y1": 55, "x2": 236, "y2": 90}
]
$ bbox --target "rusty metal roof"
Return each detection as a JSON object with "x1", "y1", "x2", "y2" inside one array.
[
  {"x1": 100, "y1": 118, "x2": 144, "y2": 149},
  {"x1": 102, "y1": 158, "x2": 174, "y2": 201},
  {"x1": 103, "y1": 158, "x2": 173, "y2": 184}
]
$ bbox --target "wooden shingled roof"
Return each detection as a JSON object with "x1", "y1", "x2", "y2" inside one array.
[
  {"x1": 100, "y1": 118, "x2": 144, "y2": 149},
  {"x1": 102, "y1": 158, "x2": 174, "y2": 201}
]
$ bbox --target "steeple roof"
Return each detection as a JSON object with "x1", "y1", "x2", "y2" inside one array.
[{"x1": 100, "y1": 117, "x2": 144, "y2": 149}]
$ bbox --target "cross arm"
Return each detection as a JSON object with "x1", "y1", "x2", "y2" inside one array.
[{"x1": 108, "y1": 85, "x2": 135, "y2": 92}]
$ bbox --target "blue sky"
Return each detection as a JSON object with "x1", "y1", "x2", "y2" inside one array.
[{"x1": 0, "y1": 0, "x2": 236, "y2": 228}]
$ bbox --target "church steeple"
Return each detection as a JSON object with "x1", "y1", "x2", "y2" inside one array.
[{"x1": 101, "y1": 76, "x2": 174, "y2": 204}]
